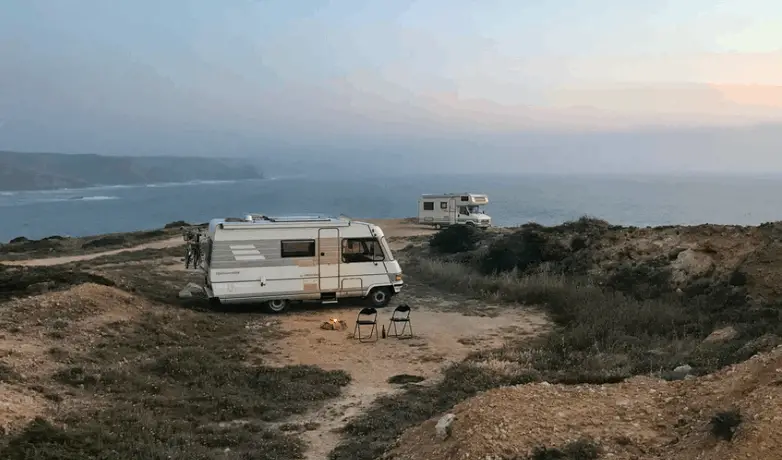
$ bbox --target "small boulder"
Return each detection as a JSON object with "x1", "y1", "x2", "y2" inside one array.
[
  {"x1": 703, "y1": 326, "x2": 739, "y2": 344},
  {"x1": 435, "y1": 413, "x2": 455, "y2": 441},
  {"x1": 178, "y1": 282, "x2": 205, "y2": 298},
  {"x1": 668, "y1": 364, "x2": 694, "y2": 381},
  {"x1": 671, "y1": 249, "x2": 715, "y2": 284}
]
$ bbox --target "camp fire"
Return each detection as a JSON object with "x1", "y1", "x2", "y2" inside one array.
[{"x1": 320, "y1": 317, "x2": 348, "y2": 331}]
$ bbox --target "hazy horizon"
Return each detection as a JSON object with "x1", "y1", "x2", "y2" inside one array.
[{"x1": 2, "y1": 1, "x2": 781, "y2": 174}]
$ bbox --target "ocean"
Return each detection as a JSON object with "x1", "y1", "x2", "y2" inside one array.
[{"x1": 2, "y1": 173, "x2": 782, "y2": 242}]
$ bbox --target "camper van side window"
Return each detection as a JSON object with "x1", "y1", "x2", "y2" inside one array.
[
  {"x1": 423, "y1": 201, "x2": 434, "y2": 211},
  {"x1": 281, "y1": 240, "x2": 315, "y2": 258},
  {"x1": 341, "y1": 238, "x2": 385, "y2": 263},
  {"x1": 440, "y1": 202, "x2": 448, "y2": 210}
]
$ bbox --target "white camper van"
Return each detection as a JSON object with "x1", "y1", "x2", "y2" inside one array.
[
  {"x1": 418, "y1": 193, "x2": 492, "y2": 228},
  {"x1": 200, "y1": 215, "x2": 403, "y2": 313}
]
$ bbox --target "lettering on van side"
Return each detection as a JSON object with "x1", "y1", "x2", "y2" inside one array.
[{"x1": 216, "y1": 271, "x2": 241, "y2": 275}]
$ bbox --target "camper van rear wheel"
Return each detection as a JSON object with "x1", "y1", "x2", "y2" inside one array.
[
  {"x1": 434, "y1": 224, "x2": 441, "y2": 230},
  {"x1": 266, "y1": 299, "x2": 289, "y2": 313},
  {"x1": 369, "y1": 287, "x2": 391, "y2": 308}
]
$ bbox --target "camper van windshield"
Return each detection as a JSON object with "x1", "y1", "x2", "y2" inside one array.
[{"x1": 467, "y1": 205, "x2": 483, "y2": 214}]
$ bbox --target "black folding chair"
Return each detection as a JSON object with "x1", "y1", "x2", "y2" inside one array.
[
  {"x1": 387, "y1": 304, "x2": 413, "y2": 339},
  {"x1": 353, "y1": 307, "x2": 378, "y2": 343}
]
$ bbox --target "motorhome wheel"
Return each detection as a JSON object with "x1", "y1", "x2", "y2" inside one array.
[
  {"x1": 369, "y1": 287, "x2": 391, "y2": 308},
  {"x1": 266, "y1": 299, "x2": 289, "y2": 313},
  {"x1": 434, "y1": 224, "x2": 441, "y2": 229}
]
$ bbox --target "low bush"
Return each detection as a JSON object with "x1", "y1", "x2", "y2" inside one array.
[
  {"x1": 0, "y1": 265, "x2": 115, "y2": 301},
  {"x1": 429, "y1": 225, "x2": 484, "y2": 254},
  {"x1": 710, "y1": 409, "x2": 742, "y2": 442},
  {"x1": 164, "y1": 220, "x2": 190, "y2": 229},
  {"x1": 81, "y1": 235, "x2": 126, "y2": 249},
  {"x1": 479, "y1": 228, "x2": 570, "y2": 275}
]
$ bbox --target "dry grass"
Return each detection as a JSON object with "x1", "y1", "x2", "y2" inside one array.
[
  {"x1": 0, "y1": 255, "x2": 351, "y2": 460},
  {"x1": 331, "y1": 240, "x2": 782, "y2": 460},
  {"x1": 0, "y1": 226, "x2": 181, "y2": 261}
]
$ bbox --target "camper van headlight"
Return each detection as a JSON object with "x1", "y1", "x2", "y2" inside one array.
[{"x1": 395, "y1": 274, "x2": 403, "y2": 281}]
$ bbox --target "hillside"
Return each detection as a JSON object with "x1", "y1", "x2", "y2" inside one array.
[
  {"x1": 0, "y1": 151, "x2": 264, "y2": 191},
  {"x1": 3, "y1": 219, "x2": 782, "y2": 460}
]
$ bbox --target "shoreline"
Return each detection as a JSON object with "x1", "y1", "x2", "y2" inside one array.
[{"x1": 0, "y1": 177, "x2": 267, "y2": 194}]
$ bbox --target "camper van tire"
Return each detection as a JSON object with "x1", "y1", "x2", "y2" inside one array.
[
  {"x1": 434, "y1": 224, "x2": 442, "y2": 230},
  {"x1": 266, "y1": 299, "x2": 289, "y2": 314},
  {"x1": 368, "y1": 287, "x2": 392, "y2": 308},
  {"x1": 208, "y1": 297, "x2": 221, "y2": 308}
]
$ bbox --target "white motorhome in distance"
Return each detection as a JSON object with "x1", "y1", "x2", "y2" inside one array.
[
  {"x1": 200, "y1": 214, "x2": 404, "y2": 313},
  {"x1": 418, "y1": 193, "x2": 492, "y2": 228}
]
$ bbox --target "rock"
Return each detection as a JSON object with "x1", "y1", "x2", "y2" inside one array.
[
  {"x1": 703, "y1": 326, "x2": 739, "y2": 344},
  {"x1": 671, "y1": 249, "x2": 715, "y2": 284},
  {"x1": 435, "y1": 413, "x2": 455, "y2": 441},
  {"x1": 667, "y1": 364, "x2": 694, "y2": 381},
  {"x1": 178, "y1": 282, "x2": 205, "y2": 299}
]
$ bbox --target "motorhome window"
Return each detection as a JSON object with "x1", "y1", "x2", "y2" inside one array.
[
  {"x1": 281, "y1": 240, "x2": 315, "y2": 258},
  {"x1": 423, "y1": 201, "x2": 434, "y2": 211},
  {"x1": 440, "y1": 202, "x2": 448, "y2": 210},
  {"x1": 342, "y1": 238, "x2": 385, "y2": 263},
  {"x1": 460, "y1": 195, "x2": 469, "y2": 201},
  {"x1": 459, "y1": 206, "x2": 469, "y2": 215}
]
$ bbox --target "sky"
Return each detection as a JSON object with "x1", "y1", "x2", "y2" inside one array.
[{"x1": 1, "y1": 0, "x2": 782, "y2": 173}]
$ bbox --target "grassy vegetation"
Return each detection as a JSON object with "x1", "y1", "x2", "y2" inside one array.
[
  {"x1": 0, "y1": 225, "x2": 181, "y2": 260},
  {"x1": 72, "y1": 244, "x2": 186, "y2": 266},
  {"x1": 1, "y1": 308, "x2": 351, "y2": 460},
  {"x1": 0, "y1": 265, "x2": 116, "y2": 301},
  {"x1": 330, "y1": 220, "x2": 782, "y2": 460},
  {"x1": 0, "y1": 250, "x2": 351, "y2": 460}
]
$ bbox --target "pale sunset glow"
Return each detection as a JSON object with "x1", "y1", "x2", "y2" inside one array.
[{"x1": 1, "y1": 0, "x2": 781, "y2": 173}]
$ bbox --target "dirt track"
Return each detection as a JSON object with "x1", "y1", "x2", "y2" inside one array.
[{"x1": 0, "y1": 236, "x2": 184, "y2": 267}]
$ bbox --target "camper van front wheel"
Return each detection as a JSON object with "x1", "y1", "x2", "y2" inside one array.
[
  {"x1": 369, "y1": 287, "x2": 392, "y2": 308},
  {"x1": 266, "y1": 299, "x2": 289, "y2": 313}
]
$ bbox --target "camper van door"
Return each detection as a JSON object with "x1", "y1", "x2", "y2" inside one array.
[
  {"x1": 448, "y1": 198, "x2": 458, "y2": 225},
  {"x1": 318, "y1": 228, "x2": 340, "y2": 291}
]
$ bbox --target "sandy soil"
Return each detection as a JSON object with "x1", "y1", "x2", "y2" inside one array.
[
  {"x1": 254, "y1": 278, "x2": 549, "y2": 460},
  {"x1": 391, "y1": 346, "x2": 782, "y2": 460}
]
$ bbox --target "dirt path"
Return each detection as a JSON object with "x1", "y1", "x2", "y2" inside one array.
[
  {"x1": 255, "y1": 280, "x2": 549, "y2": 460},
  {"x1": 0, "y1": 237, "x2": 183, "y2": 267}
]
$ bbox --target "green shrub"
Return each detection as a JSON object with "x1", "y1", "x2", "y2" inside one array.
[
  {"x1": 429, "y1": 225, "x2": 483, "y2": 254},
  {"x1": 479, "y1": 229, "x2": 568, "y2": 274}
]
